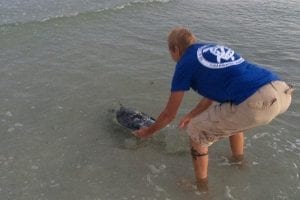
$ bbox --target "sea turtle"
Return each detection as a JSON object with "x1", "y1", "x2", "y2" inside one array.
[{"x1": 116, "y1": 105, "x2": 155, "y2": 131}]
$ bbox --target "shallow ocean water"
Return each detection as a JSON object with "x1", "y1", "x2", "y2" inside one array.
[{"x1": 0, "y1": 0, "x2": 299, "y2": 199}]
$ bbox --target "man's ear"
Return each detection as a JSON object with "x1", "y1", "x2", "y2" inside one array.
[{"x1": 175, "y1": 46, "x2": 181, "y2": 59}]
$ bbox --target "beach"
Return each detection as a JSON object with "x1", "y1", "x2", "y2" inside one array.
[{"x1": 0, "y1": 0, "x2": 299, "y2": 199}]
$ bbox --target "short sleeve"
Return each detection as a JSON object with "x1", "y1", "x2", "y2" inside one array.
[{"x1": 171, "y1": 62, "x2": 193, "y2": 92}]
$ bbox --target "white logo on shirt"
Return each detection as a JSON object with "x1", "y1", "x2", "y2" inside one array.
[{"x1": 197, "y1": 45, "x2": 244, "y2": 69}]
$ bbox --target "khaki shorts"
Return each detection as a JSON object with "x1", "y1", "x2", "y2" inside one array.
[{"x1": 187, "y1": 81, "x2": 294, "y2": 147}]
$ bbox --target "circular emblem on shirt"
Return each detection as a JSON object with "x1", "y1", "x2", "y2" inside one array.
[{"x1": 197, "y1": 44, "x2": 245, "y2": 69}]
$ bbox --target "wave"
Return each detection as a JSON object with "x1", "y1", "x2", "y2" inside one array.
[
  {"x1": 95, "y1": 0, "x2": 171, "y2": 17},
  {"x1": 0, "y1": 0, "x2": 171, "y2": 27}
]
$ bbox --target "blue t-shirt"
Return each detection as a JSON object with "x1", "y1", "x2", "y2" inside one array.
[{"x1": 171, "y1": 43, "x2": 280, "y2": 105}]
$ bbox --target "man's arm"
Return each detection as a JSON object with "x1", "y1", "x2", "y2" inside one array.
[
  {"x1": 179, "y1": 97, "x2": 213, "y2": 128},
  {"x1": 133, "y1": 91, "x2": 185, "y2": 138}
]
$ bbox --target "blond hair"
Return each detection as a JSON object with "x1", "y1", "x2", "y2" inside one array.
[{"x1": 168, "y1": 27, "x2": 197, "y2": 56}]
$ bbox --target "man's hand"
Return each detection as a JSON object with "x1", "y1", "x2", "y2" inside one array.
[
  {"x1": 132, "y1": 127, "x2": 152, "y2": 139},
  {"x1": 179, "y1": 115, "x2": 192, "y2": 129},
  {"x1": 179, "y1": 98, "x2": 213, "y2": 129},
  {"x1": 133, "y1": 91, "x2": 185, "y2": 139}
]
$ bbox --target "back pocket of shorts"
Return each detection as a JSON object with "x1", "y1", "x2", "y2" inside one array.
[{"x1": 247, "y1": 98, "x2": 277, "y2": 110}]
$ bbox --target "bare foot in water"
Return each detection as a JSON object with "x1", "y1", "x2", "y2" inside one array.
[
  {"x1": 196, "y1": 177, "x2": 209, "y2": 192},
  {"x1": 177, "y1": 178, "x2": 208, "y2": 192},
  {"x1": 177, "y1": 178, "x2": 197, "y2": 191}
]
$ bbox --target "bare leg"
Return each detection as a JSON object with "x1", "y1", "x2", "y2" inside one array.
[
  {"x1": 229, "y1": 132, "x2": 244, "y2": 161},
  {"x1": 189, "y1": 139, "x2": 209, "y2": 191}
]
